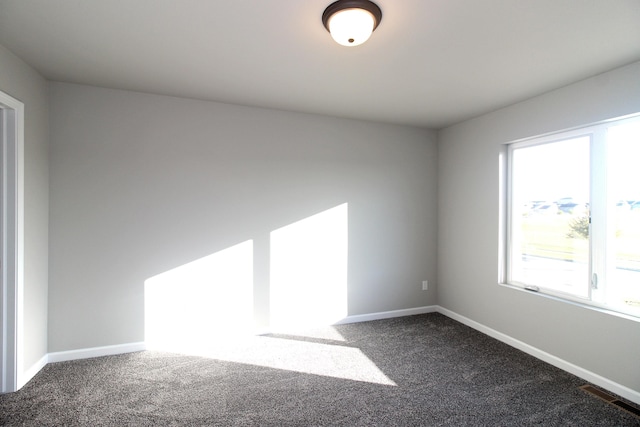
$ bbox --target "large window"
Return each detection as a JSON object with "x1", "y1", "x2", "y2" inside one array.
[{"x1": 506, "y1": 114, "x2": 640, "y2": 318}]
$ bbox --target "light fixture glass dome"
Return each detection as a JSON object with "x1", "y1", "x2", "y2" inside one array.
[
  {"x1": 327, "y1": 8, "x2": 375, "y2": 47},
  {"x1": 322, "y1": 0, "x2": 382, "y2": 47}
]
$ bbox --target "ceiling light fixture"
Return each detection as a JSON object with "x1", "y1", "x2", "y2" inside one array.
[{"x1": 322, "y1": 0, "x2": 382, "y2": 47}]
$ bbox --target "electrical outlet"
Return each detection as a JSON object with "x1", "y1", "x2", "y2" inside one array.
[{"x1": 422, "y1": 280, "x2": 428, "y2": 290}]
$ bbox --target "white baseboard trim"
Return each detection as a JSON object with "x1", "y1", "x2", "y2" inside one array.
[
  {"x1": 19, "y1": 353, "x2": 48, "y2": 390},
  {"x1": 19, "y1": 308, "x2": 438, "y2": 386},
  {"x1": 48, "y1": 342, "x2": 147, "y2": 364},
  {"x1": 15, "y1": 307, "x2": 640, "y2": 406},
  {"x1": 334, "y1": 305, "x2": 439, "y2": 325},
  {"x1": 436, "y1": 306, "x2": 640, "y2": 405}
]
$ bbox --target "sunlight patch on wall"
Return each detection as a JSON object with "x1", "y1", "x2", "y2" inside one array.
[
  {"x1": 144, "y1": 240, "x2": 254, "y2": 353},
  {"x1": 270, "y1": 203, "x2": 348, "y2": 331}
]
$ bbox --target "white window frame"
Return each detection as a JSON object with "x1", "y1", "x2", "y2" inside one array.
[{"x1": 503, "y1": 113, "x2": 640, "y2": 319}]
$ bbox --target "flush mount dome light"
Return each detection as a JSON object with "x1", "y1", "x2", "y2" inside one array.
[{"x1": 322, "y1": 0, "x2": 382, "y2": 47}]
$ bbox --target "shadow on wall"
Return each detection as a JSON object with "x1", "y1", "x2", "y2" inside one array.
[{"x1": 144, "y1": 203, "x2": 349, "y2": 353}]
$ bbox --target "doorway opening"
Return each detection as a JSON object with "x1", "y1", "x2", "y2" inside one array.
[{"x1": 0, "y1": 90, "x2": 24, "y2": 393}]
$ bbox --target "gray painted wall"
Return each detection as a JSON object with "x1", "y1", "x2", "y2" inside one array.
[
  {"x1": 0, "y1": 44, "x2": 49, "y2": 372},
  {"x1": 438, "y1": 61, "x2": 640, "y2": 393},
  {"x1": 6, "y1": 38, "x2": 638, "y2": 397},
  {"x1": 48, "y1": 83, "x2": 438, "y2": 352}
]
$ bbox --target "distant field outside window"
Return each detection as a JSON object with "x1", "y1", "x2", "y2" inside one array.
[{"x1": 506, "y1": 115, "x2": 640, "y2": 318}]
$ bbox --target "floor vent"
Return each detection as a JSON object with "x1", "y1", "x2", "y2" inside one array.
[{"x1": 580, "y1": 385, "x2": 640, "y2": 419}]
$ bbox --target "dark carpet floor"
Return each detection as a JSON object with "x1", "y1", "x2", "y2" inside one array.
[{"x1": 1, "y1": 313, "x2": 638, "y2": 426}]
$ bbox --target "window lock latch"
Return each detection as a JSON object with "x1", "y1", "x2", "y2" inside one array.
[{"x1": 591, "y1": 273, "x2": 598, "y2": 289}]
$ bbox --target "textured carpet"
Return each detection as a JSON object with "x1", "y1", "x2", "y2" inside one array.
[{"x1": 1, "y1": 313, "x2": 638, "y2": 426}]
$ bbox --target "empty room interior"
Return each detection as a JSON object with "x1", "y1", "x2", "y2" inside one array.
[{"x1": 1, "y1": 0, "x2": 640, "y2": 424}]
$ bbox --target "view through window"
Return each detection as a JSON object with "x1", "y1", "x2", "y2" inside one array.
[{"x1": 507, "y1": 115, "x2": 640, "y2": 318}]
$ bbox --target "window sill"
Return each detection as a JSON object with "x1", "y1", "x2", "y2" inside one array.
[{"x1": 498, "y1": 282, "x2": 640, "y2": 323}]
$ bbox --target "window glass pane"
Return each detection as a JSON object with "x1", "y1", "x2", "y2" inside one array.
[
  {"x1": 607, "y1": 121, "x2": 640, "y2": 315},
  {"x1": 510, "y1": 136, "x2": 590, "y2": 298}
]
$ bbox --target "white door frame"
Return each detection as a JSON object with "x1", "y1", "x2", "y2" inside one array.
[{"x1": 0, "y1": 90, "x2": 24, "y2": 393}]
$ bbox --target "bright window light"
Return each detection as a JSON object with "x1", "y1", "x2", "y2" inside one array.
[{"x1": 506, "y1": 114, "x2": 640, "y2": 317}]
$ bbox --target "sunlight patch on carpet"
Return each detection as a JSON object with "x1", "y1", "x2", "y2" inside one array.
[
  {"x1": 269, "y1": 324, "x2": 347, "y2": 342},
  {"x1": 166, "y1": 335, "x2": 396, "y2": 386}
]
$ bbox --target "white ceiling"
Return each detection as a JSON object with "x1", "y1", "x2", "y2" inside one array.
[{"x1": 1, "y1": 0, "x2": 639, "y2": 129}]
